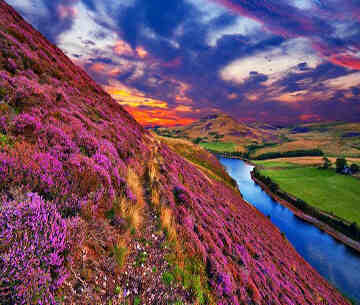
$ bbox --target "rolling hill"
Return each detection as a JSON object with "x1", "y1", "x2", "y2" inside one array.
[
  {"x1": 0, "y1": 1, "x2": 351, "y2": 304},
  {"x1": 253, "y1": 121, "x2": 360, "y2": 158},
  {"x1": 155, "y1": 113, "x2": 279, "y2": 153},
  {"x1": 157, "y1": 115, "x2": 360, "y2": 159}
]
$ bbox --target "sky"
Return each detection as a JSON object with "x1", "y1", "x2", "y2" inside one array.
[{"x1": 6, "y1": 0, "x2": 360, "y2": 126}]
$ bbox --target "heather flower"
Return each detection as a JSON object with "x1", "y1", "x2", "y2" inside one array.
[
  {"x1": 5, "y1": 58, "x2": 17, "y2": 73},
  {"x1": 93, "y1": 152, "x2": 112, "y2": 171},
  {"x1": 10, "y1": 113, "x2": 41, "y2": 136},
  {"x1": 0, "y1": 193, "x2": 69, "y2": 304},
  {"x1": 76, "y1": 131, "x2": 99, "y2": 156}
]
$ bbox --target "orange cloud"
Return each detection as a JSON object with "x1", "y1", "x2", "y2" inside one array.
[
  {"x1": 174, "y1": 105, "x2": 193, "y2": 112},
  {"x1": 329, "y1": 54, "x2": 360, "y2": 70},
  {"x1": 114, "y1": 40, "x2": 133, "y2": 56},
  {"x1": 105, "y1": 84, "x2": 168, "y2": 109},
  {"x1": 136, "y1": 46, "x2": 148, "y2": 58},
  {"x1": 57, "y1": 4, "x2": 78, "y2": 19},
  {"x1": 90, "y1": 62, "x2": 106, "y2": 73},
  {"x1": 125, "y1": 106, "x2": 196, "y2": 127},
  {"x1": 299, "y1": 114, "x2": 321, "y2": 121}
]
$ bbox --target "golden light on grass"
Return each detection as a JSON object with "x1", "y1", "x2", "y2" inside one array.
[
  {"x1": 160, "y1": 207, "x2": 177, "y2": 242},
  {"x1": 126, "y1": 168, "x2": 145, "y2": 230}
]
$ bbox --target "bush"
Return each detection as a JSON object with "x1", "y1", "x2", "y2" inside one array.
[
  {"x1": 336, "y1": 158, "x2": 347, "y2": 173},
  {"x1": 0, "y1": 193, "x2": 69, "y2": 304},
  {"x1": 321, "y1": 156, "x2": 332, "y2": 169},
  {"x1": 350, "y1": 164, "x2": 359, "y2": 174},
  {"x1": 192, "y1": 137, "x2": 203, "y2": 144}
]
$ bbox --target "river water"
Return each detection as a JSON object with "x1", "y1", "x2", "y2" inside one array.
[{"x1": 219, "y1": 157, "x2": 360, "y2": 304}]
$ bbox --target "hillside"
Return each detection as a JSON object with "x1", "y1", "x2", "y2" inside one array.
[
  {"x1": 155, "y1": 113, "x2": 278, "y2": 153},
  {"x1": 159, "y1": 116, "x2": 360, "y2": 159},
  {"x1": 252, "y1": 122, "x2": 360, "y2": 158},
  {"x1": 0, "y1": 1, "x2": 351, "y2": 305}
]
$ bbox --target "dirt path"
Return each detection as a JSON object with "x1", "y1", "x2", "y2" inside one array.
[{"x1": 116, "y1": 206, "x2": 193, "y2": 305}]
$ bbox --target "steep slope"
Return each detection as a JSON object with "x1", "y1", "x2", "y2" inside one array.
[
  {"x1": 0, "y1": 1, "x2": 350, "y2": 305},
  {"x1": 155, "y1": 113, "x2": 278, "y2": 152}
]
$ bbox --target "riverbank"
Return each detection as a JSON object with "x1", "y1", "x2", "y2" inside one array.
[{"x1": 251, "y1": 172, "x2": 360, "y2": 253}]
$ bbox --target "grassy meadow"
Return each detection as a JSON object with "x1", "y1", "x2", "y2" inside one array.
[
  {"x1": 200, "y1": 141, "x2": 238, "y2": 153},
  {"x1": 259, "y1": 166, "x2": 360, "y2": 224}
]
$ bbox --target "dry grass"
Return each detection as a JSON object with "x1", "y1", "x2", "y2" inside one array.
[
  {"x1": 125, "y1": 168, "x2": 145, "y2": 230},
  {"x1": 253, "y1": 139, "x2": 323, "y2": 157},
  {"x1": 160, "y1": 207, "x2": 177, "y2": 242},
  {"x1": 263, "y1": 156, "x2": 360, "y2": 166}
]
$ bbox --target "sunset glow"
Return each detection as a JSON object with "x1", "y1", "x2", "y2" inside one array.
[{"x1": 8, "y1": 0, "x2": 360, "y2": 126}]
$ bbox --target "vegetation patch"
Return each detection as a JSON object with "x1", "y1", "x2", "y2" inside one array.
[
  {"x1": 200, "y1": 141, "x2": 237, "y2": 153},
  {"x1": 259, "y1": 167, "x2": 360, "y2": 224}
]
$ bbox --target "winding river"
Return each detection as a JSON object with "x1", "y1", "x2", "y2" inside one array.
[{"x1": 219, "y1": 157, "x2": 360, "y2": 304}]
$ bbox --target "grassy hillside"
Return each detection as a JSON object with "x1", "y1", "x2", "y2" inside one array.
[
  {"x1": 158, "y1": 118, "x2": 360, "y2": 159},
  {"x1": 0, "y1": 1, "x2": 351, "y2": 305},
  {"x1": 155, "y1": 135, "x2": 237, "y2": 188},
  {"x1": 253, "y1": 122, "x2": 360, "y2": 158},
  {"x1": 155, "y1": 113, "x2": 278, "y2": 153},
  {"x1": 259, "y1": 166, "x2": 360, "y2": 224}
]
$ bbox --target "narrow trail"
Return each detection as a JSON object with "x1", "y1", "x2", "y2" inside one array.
[{"x1": 115, "y1": 183, "x2": 194, "y2": 305}]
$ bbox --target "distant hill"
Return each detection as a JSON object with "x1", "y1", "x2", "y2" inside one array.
[
  {"x1": 155, "y1": 113, "x2": 278, "y2": 153},
  {"x1": 253, "y1": 121, "x2": 360, "y2": 158},
  {"x1": 156, "y1": 115, "x2": 360, "y2": 159}
]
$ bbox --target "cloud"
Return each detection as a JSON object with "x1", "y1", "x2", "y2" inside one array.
[
  {"x1": 220, "y1": 38, "x2": 322, "y2": 85},
  {"x1": 212, "y1": 0, "x2": 360, "y2": 70},
  {"x1": 8, "y1": 0, "x2": 80, "y2": 42},
  {"x1": 6, "y1": 0, "x2": 360, "y2": 126}
]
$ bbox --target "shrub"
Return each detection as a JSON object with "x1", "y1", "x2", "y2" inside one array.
[
  {"x1": 321, "y1": 156, "x2": 332, "y2": 169},
  {"x1": 336, "y1": 158, "x2": 347, "y2": 173},
  {"x1": 350, "y1": 163, "x2": 359, "y2": 174},
  {"x1": 0, "y1": 193, "x2": 69, "y2": 304}
]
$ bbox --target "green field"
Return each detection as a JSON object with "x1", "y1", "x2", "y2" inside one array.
[
  {"x1": 253, "y1": 160, "x2": 301, "y2": 169},
  {"x1": 200, "y1": 142, "x2": 237, "y2": 153},
  {"x1": 259, "y1": 167, "x2": 360, "y2": 224}
]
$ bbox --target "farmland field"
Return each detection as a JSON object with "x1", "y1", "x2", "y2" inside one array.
[
  {"x1": 259, "y1": 166, "x2": 360, "y2": 224},
  {"x1": 200, "y1": 142, "x2": 237, "y2": 153},
  {"x1": 254, "y1": 156, "x2": 360, "y2": 168}
]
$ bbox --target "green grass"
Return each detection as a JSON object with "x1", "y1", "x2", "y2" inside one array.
[
  {"x1": 134, "y1": 296, "x2": 141, "y2": 305},
  {"x1": 253, "y1": 160, "x2": 300, "y2": 169},
  {"x1": 162, "y1": 271, "x2": 175, "y2": 286},
  {"x1": 260, "y1": 167, "x2": 360, "y2": 224},
  {"x1": 113, "y1": 245, "x2": 128, "y2": 268},
  {"x1": 200, "y1": 142, "x2": 237, "y2": 153}
]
